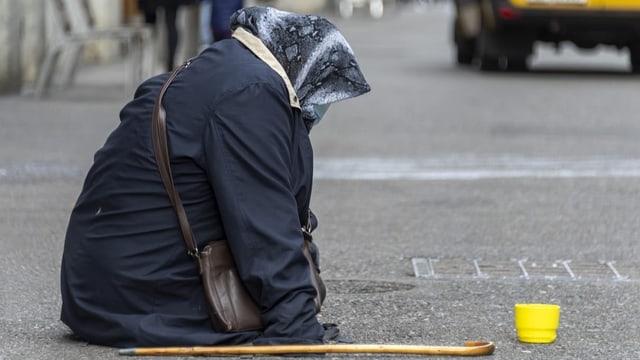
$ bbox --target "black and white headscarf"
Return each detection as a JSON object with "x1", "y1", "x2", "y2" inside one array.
[{"x1": 230, "y1": 6, "x2": 371, "y2": 122}]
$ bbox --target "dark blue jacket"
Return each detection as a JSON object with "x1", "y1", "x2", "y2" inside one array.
[{"x1": 60, "y1": 36, "x2": 324, "y2": 347}]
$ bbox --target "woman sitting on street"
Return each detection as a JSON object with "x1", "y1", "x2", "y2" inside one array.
[{"x1": 60, "y1": 6, "x2": 370, "y2": 347}]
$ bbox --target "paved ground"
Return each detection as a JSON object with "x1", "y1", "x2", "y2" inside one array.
[{"x1": 2, "y1": 2, "x2": 640, "y2": 359}]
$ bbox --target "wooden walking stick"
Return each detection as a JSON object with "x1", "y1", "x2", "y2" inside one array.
[{"x1": 119, "y1": 341, "x2": 495, "y2": 357}]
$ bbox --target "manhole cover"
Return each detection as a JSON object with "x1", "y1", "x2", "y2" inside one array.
[{"x1": 326, "y1": 280, "x2": 415, "y2": 294}]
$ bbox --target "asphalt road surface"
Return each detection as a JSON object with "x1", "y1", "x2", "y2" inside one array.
[{"x1": 1, "y1": 2, "x2": 639, "y2": 359}]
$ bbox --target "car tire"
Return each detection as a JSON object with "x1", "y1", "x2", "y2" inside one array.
[
  {"x1": 479, "y1": 56, "x2": 500, "y2": 71},
  {"x1": 629, "y1": 44, "x2": 640, "y2": 73},
  {"x1": 506, "y1": 57, "x2": 528, "y2": 72}
]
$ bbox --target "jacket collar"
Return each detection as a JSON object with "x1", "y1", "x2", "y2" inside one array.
[{"x1": 232, "y1": 27, "x2": 301, "y2": 110}]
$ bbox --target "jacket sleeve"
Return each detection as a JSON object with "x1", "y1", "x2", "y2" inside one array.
[{"x1": 201, "y1": 81, "x2": 324, "y2": 344}]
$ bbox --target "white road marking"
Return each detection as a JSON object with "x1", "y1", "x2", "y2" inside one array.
[
  {"x1": 314, "y1": 156, "x2": 640, "y2": 180},
  {"x1": 5, "y1": 157, "x2": 640, "y2": 181},
  {"x1": 0, "y1": 164, "x2": 80, "y2": 180}
]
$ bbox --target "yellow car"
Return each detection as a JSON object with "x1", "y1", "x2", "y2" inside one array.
[{"x1": 453, "y1": 0, "x2": 640, "y2": 71}]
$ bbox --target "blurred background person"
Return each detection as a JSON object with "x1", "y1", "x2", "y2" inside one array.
[
  {"x1": 138, "y1": 0, "x2": 201, "y2": 71},
  {"x1": 199, "y1": 0, "x2": 243, "y2": 48},
  {"x1": 199, "y1": 0, "x2": 214, "y2": 49},
  {"x1": 210, "y1": 0, "x2": 244, "y2": 42}
]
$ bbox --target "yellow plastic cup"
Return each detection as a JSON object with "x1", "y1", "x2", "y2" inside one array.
[{"x1": 514, "y1": 304, "x2": 560, "y2": 344}]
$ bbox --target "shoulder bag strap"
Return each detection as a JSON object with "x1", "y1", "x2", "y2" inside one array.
[{"x1": 151, "y1": 60, "x2": 200, "y2": 258}]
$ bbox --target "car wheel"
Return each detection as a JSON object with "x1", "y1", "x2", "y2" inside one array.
[
  {"x1": 506, "y1": 57, "x2": 528, "y2": 72},
  {"x1": 479, "y1": 56, "x2": 500, "y2": 71},
  {"x1": 629, "y1": 44, "x2": 640, "y2": 73}
]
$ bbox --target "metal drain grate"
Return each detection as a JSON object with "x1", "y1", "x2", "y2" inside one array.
[{"x1": 411, "y1": 257, "x2": 639, "y2": 282}]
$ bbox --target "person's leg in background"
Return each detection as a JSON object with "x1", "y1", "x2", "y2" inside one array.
[
  {"x1": 210, "y1": 0, "x2": 243, "y2": 42},
  {"x1": 199, "y1": 0, "x2": 214, "y2": 49},
  {"x1": 138, "y1": 0, "x2": 157, "y2": 26},
  {"x1": 163, "y1": 3, "x2": 180, "y2": 70}
]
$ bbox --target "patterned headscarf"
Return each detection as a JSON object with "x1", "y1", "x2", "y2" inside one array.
[{"x1": 230, "y1": 6, "x2": 371, "y2": 122}]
